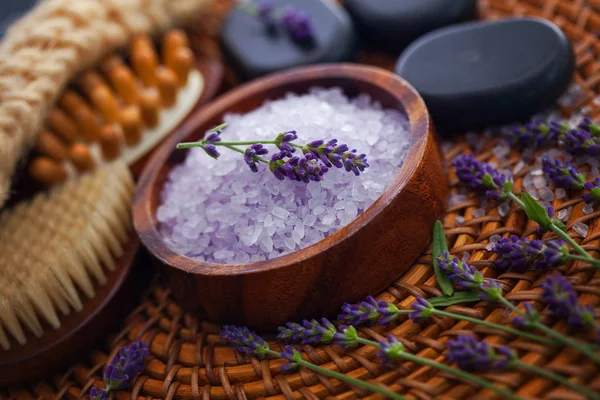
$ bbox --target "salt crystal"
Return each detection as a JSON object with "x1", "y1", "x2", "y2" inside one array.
[
  {"x1": 555, "y1": 188, "x2": 566, "y2": 199},
  {"x1": 533, "y1": 176, "x2": 547, "y2": 189},
  {"x1": 159, "y1": 88, "x2": 410, "y2": 263},
  {"x1": 448, "y1": 194, "x2": 467, "y2": 208},
  {"x1": 583, "y1": 204, "x2": 594, "y2": 215},
  {"x1": 498, "y1": 202, "x2": 511, "y2": 217},
  {"x1": 539, "y1": 187, "x2": 555, "y2": 202},
  {"x1": 472, "y1": 208, "x2": 485, "y2": 218},
  {"x1": 558, "y1": 207, "x2": 571, "y2": 221},
  {"x1": 455, "y1": 216, "x2": 464, "y2": 226},
  {"x1": 492, "y1": 142, "x2": 510, "y2": 161},
  {"x1": 513, "y1": 160, "x2": 525, "y2": 175},
  {"x1": 462, "y1": 252, "x2": 471, "y2": 264},
  {"x1": 572, "y1": 222, "x2": 589, "y2": 238}
]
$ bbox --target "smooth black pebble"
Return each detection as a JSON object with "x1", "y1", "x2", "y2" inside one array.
[
  {"x1": 395, "y1": 18, "x2": 575, "y2": 133},
  {"x1": 0, "y1": 0, "x2": 37, "y2": 38},
  {"x1": 345, "y1": 0, "x2": 476, "y2": 52},
  {"x1": 220, "y1": 0, "x2": 357, "y2": 80}
]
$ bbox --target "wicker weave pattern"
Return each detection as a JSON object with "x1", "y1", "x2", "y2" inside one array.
[
  {"x1": 0, "y1": 0, "x2": 214, "y2": 208},
  {"x1": 3, "y1": 0, "x2": 600, "y2": 399}
]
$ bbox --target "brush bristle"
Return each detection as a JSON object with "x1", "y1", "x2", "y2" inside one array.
[{"x1": 0, "y1": 161, "x2": 134, "y2": 350}]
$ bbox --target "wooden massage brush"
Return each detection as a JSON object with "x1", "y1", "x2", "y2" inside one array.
[{"x1": 29, "y1": 30, "x2": 203, "y2": 186}]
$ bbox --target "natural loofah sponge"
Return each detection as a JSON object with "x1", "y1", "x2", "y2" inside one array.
[{"x1": 0, "y1": 0, "x2": 214, "y2": 209}]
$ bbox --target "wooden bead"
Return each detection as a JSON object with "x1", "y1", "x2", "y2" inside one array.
[
  {"x1": 90, "y1": 86, "x2": 121, "y2": 123},
  {"x1": 29, "y1": 157, "x2": 68, "y2": 185},
  {"x1": 35, "y1": 130, "x2": 68, "y2": 161},
  {"x1": 99, "y1": 125, "x2": 122, "y2": 161},
  {"x1": 156, "y1": 67, "x2": 178, "y2": 108},
  {"x1": 72, "y1": 107, "x2": 102, "y2": 142},
  {"x1": 139, "y1": 90, "x2": 160, "y2": 128},
  {"x1": 132, "y1": 44, "x2": 158, "y2": 87},
  {"x1": 162, "y1": 29, "x2": 190, "y2": 69},
  {"x1": 47, "y1": 109, "x2": 79, "y2": 143},
  {"x1": 170, "y1": 48, "x2": 194, "y2": 87},
  {"x1": 120, "y1": 106, "x2": 143, "y2": 146},
  {"x1": 68, "y1": 143, "x2": 95, "y2": 172},
  {"x1": 109, "y1": 66, "x2": 139, "y2": 105}
]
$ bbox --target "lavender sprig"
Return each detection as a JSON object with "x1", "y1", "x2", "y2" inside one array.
[
  {"x1": 447, "y1": 335, "x2": 516, "y2": 372},
  {"x1": 277, "y1": 318, "x2": 336, "y2": 345},
  {"x1": 90, "y1": 340, "x2": 150, "y2": 399},
  {"x1": 583, "y1": 177, "x2": 600, "y2": 206},
  {"x1": 565, "y1": 128, "x2": 600, "y2": 156},
  {"x1": 451, "y1": 154, "x2": 513, "y2": 202},
  {"x1": 491, "y1": 236, "x2": 569, "y2": 272},
  {"x1": 541, "y1": 158, "x2": 586, "y2": 190},
  {"x1": 221, "y1": 325, "x2": 270, "y2": 359},
  {"x1": 437, "y1": 252, "x2": 502, "y2": 301},
  {"x1": 338, "y1": 295, "x2": 399, "y2": 326},
  {"x1": 240, "y1": 0, "x2": 314, "y2": 42},
  {"x1": 504, "y1": 120, "x2": 570, "y2": 148},
  {"x1": 512, "y1": 302, "x2": 540, "y2": 330}
]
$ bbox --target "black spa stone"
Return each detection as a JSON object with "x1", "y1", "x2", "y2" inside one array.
[
  {"x1": 220, "y1": 0, "x2": 357, "y2": 80},
  {"x1": 0, "y1": 0, "x2": 37, "y2": 38},
  {"x1": 345, "y1": 0, "x2": 476, "y2": 52},
  {"x1": 395, "y1": 18, "x2": 575, "y2": 133}
]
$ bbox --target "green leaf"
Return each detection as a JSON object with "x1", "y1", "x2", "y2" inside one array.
[
  {"x1": 210, "y1": 123, "x2": 228, "y2": 132},
  {"x1": 429, "y1": 292, "x2": 481, "y2": 307},
  {"x1": 432, "y1": 220, "x2": 454, "y2": 296},
  {"x1": 520, "y1": 192, "x2": 551, "y2": 230}
]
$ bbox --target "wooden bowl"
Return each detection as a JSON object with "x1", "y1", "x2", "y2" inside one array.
[{"x1": 134, "y1": 64, "x2": 448, "y2": 330}]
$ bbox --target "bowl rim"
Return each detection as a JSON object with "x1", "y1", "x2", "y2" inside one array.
[{"x1": 134, "y1": 63, "x2": 430, "y2": 277}]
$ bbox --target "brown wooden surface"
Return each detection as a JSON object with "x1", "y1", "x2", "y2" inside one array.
[
  {"x1": 134, "y1": 64, "x2": 448, "y2": 330},
  {"x1": 0, "y1": 236, "x2": 142, "y2": 386}
]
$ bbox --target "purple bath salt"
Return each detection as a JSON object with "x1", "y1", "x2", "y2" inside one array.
[{"x1": 158, "y1": 87, "x2": 411, "y2": 264}]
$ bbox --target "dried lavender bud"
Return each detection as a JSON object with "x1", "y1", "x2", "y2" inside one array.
[
  {"x1": 447, "y1": 335, "x2": 516, "y2": 372},
  {"x1": 452, "y1": 154, "x2": 513, "y2": 201},
  {"x1": 583, "y1": 178, "x2": 600, "y2": 206},
  {"x1": 565, "y1": 129, "x2": 600, "y2": 156},
  {"x1": 269, "y1": 152, "x2": 329, "y2": 182},
  {"x1": 202, "y1": 143, "x2": 220, "y2": 159},
  {"x1": 512, "y1": 302, "x2": 540, "y2": 330},
  {"x1": 280, "y1": 345, "x2": 302, "y2": 372},
  {"x1": 377, "y1": 335, "x2": 405, "y2": 365},
  {"x1": 281, "y1": 7, "x2": 313, "y2": 41},
  {"x1": 274, "y1": 130, "x2": 298, "y2": 153},
  {"x1": 90, "y1": 387, "x2": 108, "y2": 400},
  {"x1": 542, "y1": 158, "x2": 586, "y2": 190},
  {"x1": 491, "y1": 236, "x2": 568, "y2": 272},
  {"x1": 504, "y1": 120, "x2": 569, "y2": 148},
  {"x1": 333, "y1": 325, "x2": 359, "y2": 349},
  {"x1": 277, "y1": 318, "x2": 336, "y2": 345},
  {"x1": 221, "y1": 325, "x2": 270, "y2": 359},
  {"x1": 338, "y1": 296, "x2": 400, "y2": 327},
  {"x1": 244, "y1": 143, "x2": 268, "y2": 173},
  {"x1": 577, "y1": 116, "x2": 600, "y2": 136},
  {"x1": 437, "y1": 252, "x2": 502, "y2": 301},
  {"x1": 409, "y1": 297, "x2": 434, "y2": 323},
  {"x1": 540, "y1": 275, "x2": 597, "y2": 331},
  {"x1": 343, "y1": 150, "x2": 369, "y2": 176},
  {"x1": 103, "y1": 340, "x2": 150, "y2": 391}
]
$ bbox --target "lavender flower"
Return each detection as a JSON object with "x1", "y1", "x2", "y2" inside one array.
[
  {"x1": 277, "y1": 318, "x2": 336, "y2": 345},
  {"x1": 447, "y1": 336, "x2": 516, "y2": 372},
  {"x1": 201, "y1": 143, "x2": 220, "y2": 159},
  {"x1": 577, "y1": 116, "x2": 600, "y2": 136},
  {"x1": 90, "y1": 387, "x2": 108, "y2": 400},
  {"x1": 504, "y1": 120, "x2": 569, "y2": 148},
  {"x1": 540, "y1": 275, "x2": 597, "y2": 331},
  {"x1": 280, "y1": 345, "x2": 302, "y2": 372},
  {"x1": 256, "y1": 0, "x2": 276, "y2": 27},
  {"x1": 338, "y1": 296, "x2": 400, "y2": 327},
  {"x1": 269, "y1": 152, "x2": 328, "y2": 182},
  {"x1": 333, "y1": 326, "x2": 359, "y2": 349},
  {"x1": 512, "y1": 302, "x2": 540, "y2": 330},
  {"x1": 409, "y1": 297, "x2": 434, "y2": 323},
  {"x1": 244, "y1": 143, "x2": 268, "y2": 172},
  {"x1": 565, "y1": 129, "x2": 600, "y2": 156},
  {"x1": 583, "y1": 178, "x2": 600, "y2": 206},
  {"x1": 103, "y1": 340, "x2": 149, "y2": 391},
  {"x1": 437, "y1": 252, "x2": 502, "y2": 301},
  {"x1": 542, "y1": 158, "x2": 586, "y2": 190},
  {"x1": 275, "y1": 131, "x2": 298, "y2": 153},
  {"x1": 452, "y1": 154, "x2": 513, "y2": 201},
  {"x1": 377, "y1": 335, "x2": 405, "y2": 365},
  {"x1": 281, "y1": 7, "x2": 313, "y2": 41},
  {"x1": 221, "y1": 325, "x2": 270, "y2": 359},
  {"x1": 491, "y1": 236, "x2": 568, "y2": 272}
]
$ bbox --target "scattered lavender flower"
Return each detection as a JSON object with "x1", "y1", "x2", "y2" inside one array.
[
  {"x1": 90, "y1": 387, "x2": 108, "y2": 400},
  {"x1": 504, "y1": 120, "x2": 569, "y2": 148},
  {"x1": 338, "y1": 296, "x2": 400, "y2": 327},
  {"x1": 437, "y1": 252, "x2": 502, "y2": 301},
  {"x1": 409, "y1": 297, "x2": 434, "y2": 323},
  {"x1": 333, "y1": 325, "x2": 360, "y2": 349},
  {"x1": 512, "y1": 302, "x2": 540, "y2": 330},
  {"x1": 583, "y1": 178, "x2": 600, "y2": 206},
  {"x1": 565, "y1": 129, "x2": 600, "y2": 156},
  {"x1": 542, "y1": 158, "x2": 586, "y2": 190},
  {"x1": 221, "y1": 325, "x2": 270, "y2": 359},
  {"x1": 377, "y1": 335, "x2": 405, "y2": 365},
  {"x1": 280, "y1": 345, "x2": 302, "y2": 372},
  {"x1": 103, "y1": 340, "x2": 149, "y2": 391},
  {"x1": 452, "y1": 154, "x2": 513, "y2": 202},
  {"x1": 540, "y1": 275, "x2": 597, "y2": 331},
  {"x1": 281, "y1": 7, "x2": 313, "y2": 41},
  {"x1": 277, "y1": 318, "x2": 336, "y2": 345},
  {"x1": 447, "y1": 336, "x2": 516, "y2": 372},
  {"x1": 244, "y1": 143, "x2": 268, "y2": 172},
  {"x1": 491, "y1": 236, "x2": 568, "y2": 272}
]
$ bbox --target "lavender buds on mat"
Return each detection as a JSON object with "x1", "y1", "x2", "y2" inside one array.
[
  {"x1": 90, "y1": 340, "x2": 150, "y2": 400},
  {"x1": 240, "y1": 0, "x2": 314, "y2": 41}
]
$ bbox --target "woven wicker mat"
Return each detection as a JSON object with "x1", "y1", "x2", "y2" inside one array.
[{"x1": 4, "y1": 0, "x2": 600, "y2": 398}]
